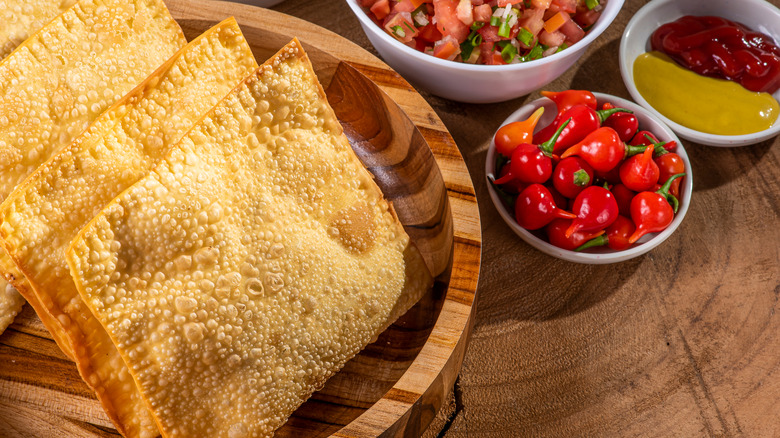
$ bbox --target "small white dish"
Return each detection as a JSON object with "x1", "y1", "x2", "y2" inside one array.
[
  {"x1": 619, "y1": 0, "x2": 780, "y2": 147},
  {"x1": 346, "y1": 0, "x2": 624, "y2": 103},
  {"x1": 485, "y1": 93, "x2": 693, "y2": 264}
]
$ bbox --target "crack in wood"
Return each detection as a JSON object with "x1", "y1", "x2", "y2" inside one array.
[{"x1": 678, "y1": 328, "x2": 737, "y2": 437}]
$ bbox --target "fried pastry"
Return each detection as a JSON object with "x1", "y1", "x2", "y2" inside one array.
[
  {"x1": 0, "y1": 0, "x2": 79, "y2": 59},
  {"x1": 66, "y1": 39, "x2": 432, "y2": 437},
  {"x1": 0, "y1": 0, "x2": 186, "y2": 343},
  {"x1": 0, "y1": 16, "x2": 258, "y2": 438}
]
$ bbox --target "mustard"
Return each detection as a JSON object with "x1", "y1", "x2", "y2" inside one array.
[{"x1": 633, "y1": 51, "x2": 779, "y2": 136}]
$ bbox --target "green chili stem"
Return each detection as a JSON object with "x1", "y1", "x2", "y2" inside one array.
[
  {"x1": 656, "y1": 173, "x2": 685, "y2": 213},
  {"x1": 576, "y1": 234, "x2": 609, "y2": 251},
  {"x1": 596, "y1": 107, "x2": 633, "y2": 123},
  {"x1": 539, "y1": 118, "x2": 571, "y2": 157},
  {"x1": 624, "y1": 143, "x2": 648, "y2": 158},
  {"x1": 573, "y1": 169, "x2": 591, "y2": 187}
]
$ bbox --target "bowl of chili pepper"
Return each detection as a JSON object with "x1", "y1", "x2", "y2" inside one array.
[
  {"x1": 346, "y1": 0, "x2": 624, "y2": 103},
  {"x1": 486, "y1": 91, "x2": 693, "y2": 264},
  {"x1": 619, "y1": 0, "x2": 780, "y2": 146}
]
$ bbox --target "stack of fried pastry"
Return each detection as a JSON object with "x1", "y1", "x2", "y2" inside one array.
[{"x1": 0, "y1": 0, "x2": 432, "y2": 437}]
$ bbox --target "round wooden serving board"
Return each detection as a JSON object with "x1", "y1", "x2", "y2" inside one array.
[{"x1": 0, "y1": 1, "x2": 481, "y2": 437}]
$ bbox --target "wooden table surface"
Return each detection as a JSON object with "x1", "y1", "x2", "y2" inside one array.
[{"x1": 266, "y1": 1, "x2": 780, "y2": 437}]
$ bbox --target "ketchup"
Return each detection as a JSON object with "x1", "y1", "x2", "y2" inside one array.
[{"x1": 651, "y1": 16, "x2": 780, "y2": 94}]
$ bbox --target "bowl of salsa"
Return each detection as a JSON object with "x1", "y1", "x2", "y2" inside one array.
[
  {"x1": 619, "y1": 0, "x2": 780, "y2": 146},
  {"x1": 347, "y1": 0, "x2": 624, "y2": 103}
]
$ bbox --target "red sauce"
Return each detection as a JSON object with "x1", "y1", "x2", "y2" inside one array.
[{"x1": 651, "y1": 15, "x2": 780, "y2": 93}]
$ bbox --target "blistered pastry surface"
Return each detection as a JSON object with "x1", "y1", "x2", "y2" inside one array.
[{"x1": 67, "y1": 40, "x2": 431, "y2": 438}]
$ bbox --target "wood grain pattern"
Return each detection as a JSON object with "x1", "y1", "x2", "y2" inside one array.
[
  {"x1": 0, "y1": 1, "x2": 481, "y2": 437},
  {"x1": 269, "y1": 1, "x2": 779, "y2": 437}
]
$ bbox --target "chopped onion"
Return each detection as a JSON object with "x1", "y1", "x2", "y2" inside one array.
[
  {"x1": 413, "y1": 10, "x2": 429, "y2": 27},
  {"x1": 542, "y1": 46, "x2": 558, "y2": 57}
]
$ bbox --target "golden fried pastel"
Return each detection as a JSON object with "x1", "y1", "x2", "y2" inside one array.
[
  {"x1": 67, "y1": 39, "x2": 432, "y2": 437},
  {"x1": 0, "y1": 16, "x2": 258, "y2": 438},
  {"x1": 0, "y1": 0, "x2": 77, "y2": 59}
]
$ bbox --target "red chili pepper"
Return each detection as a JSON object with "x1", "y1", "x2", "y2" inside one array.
[
  {"x1": 628, "y1": 173, "x2": 686, "y2": 244},
  {"x1": 515, "y1": 184, "x2": 577, "y2": 230},
  {"x1": 496, "y1": 162, "x2": 527, "y2": 194},
  {"x1": 575, "y1": 215, "x2": 636, "y2": 251},
  {"x1": 628, "y1": 130, "x2": 659, "y2": 146},
  {"x1": 493, "y1": 119, "x2": 571, "y2": 185},
  {"x1": 533, "y1": 90, "x2": 598, "y2": 143},
  {"x1": 565, "y1": 185, "x2": 619, "y2": 238},
  {"x1": 542, "y1": 89, "x2": 598, "y2": 113},
  {"x1": 603, "y1": 112, "x2": 639, "y2": 142},
  {"x1": 595, "y1": 164, "x2": 623, "y2": 185},
  {"x1": 494, "y1": 107, "x2": 545, "y2": 157},
  {"x1": 552, "y1": 156, "x2": 593, "y2": 199},
  {"x1": 546, "y1": 218, "x2": 605, "y2": 251},
  {"x1": 546, "y1": 183, "x2": 570, "y2": 210},
  {"x1": 619, "y1": 144, "x2": 660, "y2": 192},
  {"x1": 539, "y1": 105, "x2": 634, "y2": 155},
  {"x1": 654, "y1": 152, "x2": 686, "y2": 199},
  {"x1": 561, "y1": 127, "x2": 646, "y2": 173},
  {"x1": 611, "y1": 183, "x2": 636, "y2": 217}
]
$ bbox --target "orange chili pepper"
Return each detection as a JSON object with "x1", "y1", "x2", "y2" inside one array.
[{"x1": 494, "y1": 107, "x2": 545, "y2": 157}]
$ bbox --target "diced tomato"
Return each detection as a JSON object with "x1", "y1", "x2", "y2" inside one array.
[
  {"x1": 543, "y1": 11, "x2": 568, "y2": 33},
  {"x1": 393, "y1": 0, "x2": 418, "y2": 13},
  {"x1": 433, "y1": 0, "x2": 470, "y2": 43},
  {"x1": 549, "y1": 0, "x2": 576, "y2": 13},
  {"x1": 518, "y1": 7, "x2": 545, "y2": 37},
  {"x1": 370, "y1": 0, "x2": 391, "y2": 20},
  {"x1": 473, "y1": 4, "x2": 493, "y2": 22},
  {"x1": 384, "y1": 12, "x2": 420, "y2": 43},
  {"x1": 456, "y1": 0, "x2": 474, "y2": 26},
  {"x1": 559, "y1": 17, "x2": 585, "y2": 43},
  {"x1": 574, "y1": 8, "x2": 602, "y2": 28},
  {"x1": 485, "y1": 50, "x2": 508, "y2": 65},
  {"x1": 359, "y1": 0, "x2": 379, "y2": 7},
  {"x1": 433, "y1": 35, "x2": 462, "y2": 60},
  {"x1": 418, "y1": 23, "x2": 443, "y2": 42},
  {"x1": 497, "y1": 0, "x2": 524, "y2": 6},
  {"x1": 478, "y1": 24, "x2": 502, "y2": 43},
  {"x1": 539, "y1": 29, "x2": 566, "y2": 47},
  {"x1": 531, "y1": 0, "x2": 552, "y2": 8}
]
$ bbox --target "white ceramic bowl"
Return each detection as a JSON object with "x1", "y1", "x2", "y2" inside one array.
[
  {"x1": 485, "y1": 93, "x2": 693, "y2": 264},
  {"x1": 347, "y1": 0, "x2": 624, "y2": 103},
  {"x1": 619, "y1": 0, "x2": 780, "y2": 147}
]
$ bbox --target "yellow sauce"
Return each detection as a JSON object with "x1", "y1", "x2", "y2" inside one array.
[{"x1": 633, "y1": 51, "x2": 779, "y2": 135}]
